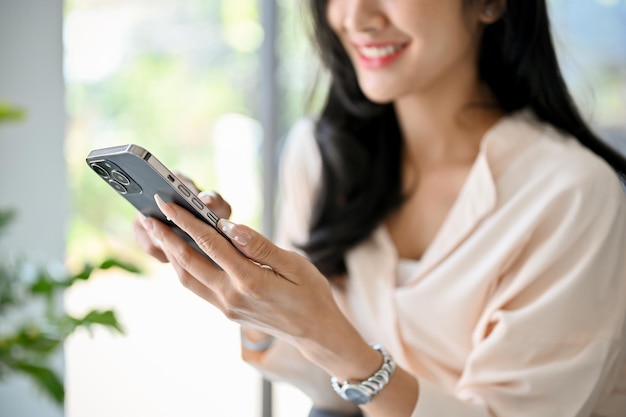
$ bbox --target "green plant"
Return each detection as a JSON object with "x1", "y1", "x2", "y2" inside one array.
[
  {"x1": 0, "y1": 102, "x2": 142, "y2": 405},
  {"x1": 0, "y1": 207, "x2": 142, "y2": 407},
  {"x1": 0, "y1": 102, "x2": 26, "y2": 122}
]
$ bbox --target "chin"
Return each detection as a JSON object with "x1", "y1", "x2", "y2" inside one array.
[
  {"x1": 357, "y1": 78, "x2": 401, "y2": 104},
  {"x1": 361, "y1": 89, "x2": 396, "y2": 105}
]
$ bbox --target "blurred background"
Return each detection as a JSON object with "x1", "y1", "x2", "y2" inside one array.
[{"x1": 0, "y1": 0, "x2": 625, "y2": 416}]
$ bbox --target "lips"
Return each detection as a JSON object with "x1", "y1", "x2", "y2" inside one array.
[{"x1": 353, "y1": 42, "x2": 409, "y2": 68}]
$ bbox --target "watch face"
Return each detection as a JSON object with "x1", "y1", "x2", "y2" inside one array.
[{"x1": 343, "y1": 386, "x2": 371, "y2": 405}]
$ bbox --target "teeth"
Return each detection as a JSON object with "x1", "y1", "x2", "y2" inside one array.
[{"x1": 359, "y1": 44, "x2": 404, "y2": 59}]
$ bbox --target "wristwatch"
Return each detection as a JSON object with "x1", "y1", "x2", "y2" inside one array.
[{"x1": 331, "y1": 344, "x2": 396, "y2": 405}]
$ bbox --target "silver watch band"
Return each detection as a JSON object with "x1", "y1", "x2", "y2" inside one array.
[{"x1": 331, "y1": 344, "x2": 396, "y2": 405}]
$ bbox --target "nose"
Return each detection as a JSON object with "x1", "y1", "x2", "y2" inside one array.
[{"x1": 342, "y1": 0, "x2": 387, "y2": 33}]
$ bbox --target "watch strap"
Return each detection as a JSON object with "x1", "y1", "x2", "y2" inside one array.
[{"x1": 331, "y1": 344, "x2": 396, "y2": 405}]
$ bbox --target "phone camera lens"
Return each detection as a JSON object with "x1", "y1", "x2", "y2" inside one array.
[
  {"x1": 91, "y1": 163, "x2": 110, "y2": 179},
  {"x1": 111, "y1": 170, "x2": 131, "y2": 185},
  {"x1": 108, "y1": 180, "x2": 128, "y2": 194}
]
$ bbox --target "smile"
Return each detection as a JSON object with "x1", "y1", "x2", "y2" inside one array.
[{"x1": 354, "y1": 43, "x2": 408, "y2": 68}]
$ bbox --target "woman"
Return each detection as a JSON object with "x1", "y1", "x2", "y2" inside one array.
[{"x1": 135, "y1": 0, "x2": 626, "y2": 416}]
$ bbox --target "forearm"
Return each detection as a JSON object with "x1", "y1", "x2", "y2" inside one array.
[
  {"x1": 295, "y1": 311, "x2": 419, "y2": 417},
  {"x1": 242, "y1": 328, "x2": 362, "y2": 415}
]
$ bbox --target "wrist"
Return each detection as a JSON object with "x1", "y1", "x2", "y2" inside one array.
[
  {"x1": 296, "y1": 319, "x2": 381, "y2": 383},
  {"x1": 331, "y1": 343, "x2": 397, "y2": 405}
]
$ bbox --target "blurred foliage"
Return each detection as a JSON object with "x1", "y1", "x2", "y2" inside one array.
[
  {"x1": 0, "y1": 104, "x2": 142, "y2": 406},
  {"x1": 0, "y1": 102, "x2": 26, "y2": 123},
  {"x1": 0, "y1": 234, "x2": 142, "y2": 405}
]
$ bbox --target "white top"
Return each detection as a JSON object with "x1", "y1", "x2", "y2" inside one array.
[
  {"x1": 248, "y1": 110, "x2": 626, "y2": 417},
  {"x1": 397, "y1": 259, "x2": 421, "y2": 287}
]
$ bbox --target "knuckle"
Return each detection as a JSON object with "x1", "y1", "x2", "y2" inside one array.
[
  {"x1": 147, "y1": 247, "x2": 168, "y2": 263},
  {"x1": 223, "y1": 289, "x2": 245, "y2": 319},
  {"x1": 178, "y1": 271, "x2": 194, "y2": 289},
  {"x1": 238, "y1": 277, "x2": 262, "y2": 300},
  {"x1": 175, "y1": 245, "x2": 195, "y2": 269},
  {"x1": 249, "y1": 239, "x2": 274, "y2": 262},
  {"x1": 223, "y1": 307, "x2": 239, "y2": 321},
  {"x1": 194, "y1": 232, "x2": 219, "y2": 257}
]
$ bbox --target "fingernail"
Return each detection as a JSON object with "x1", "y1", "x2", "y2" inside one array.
[
  {"x1": 198, "y1": 190, "x2": 216, "y2": 204},
  {"x1": 198, "y1": 190, "x2": 217, "y2": 199},
  {"x1": 154, "y1": 194, "x2": 173, "y2": 219},
  {"x1": 218, "y1": 219, "x2": 249, "y2": 246}
]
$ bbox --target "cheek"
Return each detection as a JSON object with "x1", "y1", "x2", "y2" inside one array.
[{"x1": 325, "y1": 0, "x2": 343, "y2": 34}]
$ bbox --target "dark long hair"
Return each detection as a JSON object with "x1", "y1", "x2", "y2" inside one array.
[{"x1": 300, "y1": 0, "x2": 626, "y2": 278}]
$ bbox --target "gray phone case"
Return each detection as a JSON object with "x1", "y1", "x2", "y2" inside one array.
[{"x1": 86, "y1": 144, "x2": 226, "y2": 267}]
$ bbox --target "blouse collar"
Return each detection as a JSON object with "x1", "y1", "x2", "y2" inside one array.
[{"x1": 347, "y1": 109, "x2": 544, "y2": 286}]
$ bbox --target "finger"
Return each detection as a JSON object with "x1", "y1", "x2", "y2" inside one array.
[
  {"x1": 173, "y1": 171, "x2": 202, "y2": 194},
  {"x1": 198, "y1": 190, "x2": 232, "y2": 219},
  {"x1": 134, "y1": 214, "x2": 168, "y2": 263},
  {"x1": 149, "y1": 218, "x2": 252, "y2": 319},
  {"x1": 153, "y1": 194, "x2": 271, "y2": 282},
  {"x1": 217, "y1": 219, "x2": 302, "y2": 285},
  {"x1": 145, "y1": 208, "x2": 224, "y2": 270},
  {"x1": 164, "y1": 249, "x2": 225, "y2": 310},
  {"x1": 146, "y1": 213, "x2": 236, "y2": 299}
]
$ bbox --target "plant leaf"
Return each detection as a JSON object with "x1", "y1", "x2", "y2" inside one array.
[
  {"x1": 70, "y1": 263, "x2": 95, "y2": 282},
  {"x1": 74, "y1": 310, "x2": 125, "y2": 335},
  {"x1": 13, "y1": 362, "x2": 64, "y2": 405},
  {"x1": 0, "y1": 209, "x2": 16, "y2": 233},
  {"x1": 29, "y1": 274, "x2": 56, "y2": 295},
  {"x1": 0, "y1": 103, "x2": 26, "y2": 123},
  {"x1": 99, "y1": 258, "x2": 142, "y2": 274},
  {"x1": 15, "y1": 327, "x2": 63, "y2": 354}
]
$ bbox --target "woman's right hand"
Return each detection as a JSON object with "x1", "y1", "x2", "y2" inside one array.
[{"x1": 133, "y1": 173, "x2": 232, "y2": 263}]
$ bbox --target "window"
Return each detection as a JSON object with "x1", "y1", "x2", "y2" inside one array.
[
  {"x1": 63, "y1": 1, "x2": 625, "y2": 416},
  {"x1": 64, "y1": 0, "x2": 314, "y2": 415},
  {"x1": 549, "y1": 0, "x2": 626, "y2": 153}
]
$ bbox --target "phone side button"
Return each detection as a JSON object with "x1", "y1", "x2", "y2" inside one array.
[
  {"x1": 206, "y1": 210, "x2": 219, "y2": 224},
  {"x1": 191, "y1": 197, "x2": 204, "y2": 211},
  {"x1": 178, "y1": 184, "x2": 191, "y2": 197}
]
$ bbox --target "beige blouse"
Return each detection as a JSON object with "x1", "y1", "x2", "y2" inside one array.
[{"x1": 249, "y1": 110, "x2": 626, "y2": 417}]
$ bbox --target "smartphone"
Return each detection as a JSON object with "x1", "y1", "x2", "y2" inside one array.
[{"x1": 86, "y1": 144, "x2": 227, "y2": 267}]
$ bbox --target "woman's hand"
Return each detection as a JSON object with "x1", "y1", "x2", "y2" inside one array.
[
  {"x1": 141, "y1": 193, "x2": 340, "y2": 344},
  {"x1": 141, "y1": 194, "x2": 373, "y2": 372},
  {"x1": 132, "y1": 173, "x2": 231, "y2": 263},
  {"x1": 140, "y1": 194, "x2": 419, "y2": 416}
]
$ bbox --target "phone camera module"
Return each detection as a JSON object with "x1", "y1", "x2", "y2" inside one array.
[
  {"x1": 111, "y1": 170, "x2": 131, "y2": 185},
  {"x1": 109, "y1": 180, "x2": 128, "y2": 194},
  {"x1": 91, "y1": 163, "x2": 110, "y2": 179},
  {"x1": 88, "y1": 158, "x2": 142, "y2": 194}
]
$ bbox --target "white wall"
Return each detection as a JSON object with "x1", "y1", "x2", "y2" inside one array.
[{"x1": 0, "y1": 0, "x2": 67, "y2": 416}]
